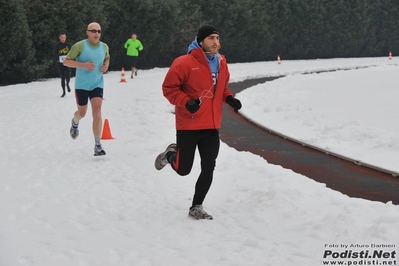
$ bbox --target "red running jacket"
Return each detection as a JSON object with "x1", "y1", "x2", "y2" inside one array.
[{"x1": 162, "y1": 48, "x2": 233, "y2": 130}]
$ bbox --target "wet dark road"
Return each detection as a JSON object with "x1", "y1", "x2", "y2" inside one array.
[{"x1": 220, "y1": 78, "x2": 399, "y2": 204}]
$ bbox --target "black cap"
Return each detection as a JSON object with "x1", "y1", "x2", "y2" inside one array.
[{"x1": 197, "y1": 25, "x2": 219, "y2": 44}]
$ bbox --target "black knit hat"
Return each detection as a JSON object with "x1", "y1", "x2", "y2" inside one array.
[{"x1": 197, "y1": 25, "x2": 219, "y2": 44}]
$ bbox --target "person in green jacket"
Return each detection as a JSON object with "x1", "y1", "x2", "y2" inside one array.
[{"x1": 124, "y1": 33, "x2": 143, "y2": 78}]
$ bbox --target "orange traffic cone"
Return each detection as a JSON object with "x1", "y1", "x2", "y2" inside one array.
[
  {"x1": 277, "y1": 55, "x2": 281, "y2": 64},
  {"x1": 389, "y1": 51, "x2": 392, "y2": 60},
  {"x1": 101, "y1": 119, "x2": 115, "y2": 140},
  {"x1": 120, "y1": 67, "x2": 127, "y2": 83}
]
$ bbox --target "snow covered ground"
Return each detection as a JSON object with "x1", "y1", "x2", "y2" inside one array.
[
  {"x1": 236, "y1": 60, "x2": 399, "y2": 174},
  {"x1": 1, "y1": 57, "x2": 398, "y2": 266}
]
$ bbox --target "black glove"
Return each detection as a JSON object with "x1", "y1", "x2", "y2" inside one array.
[
  {"x1": 226, "y1": 95, "x2": 242, "y2": 113},
  {"x1": 185, "y1": 99, "x2": 201, "y2": 113}
]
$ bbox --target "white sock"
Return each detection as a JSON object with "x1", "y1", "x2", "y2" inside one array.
[{"x1": 95, "y1": 136, "x2": 101, "y2": 146}]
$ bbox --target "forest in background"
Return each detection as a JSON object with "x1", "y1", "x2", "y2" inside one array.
[{"x1": 1, "y1": 0, "x2": 399, "y2": 84}]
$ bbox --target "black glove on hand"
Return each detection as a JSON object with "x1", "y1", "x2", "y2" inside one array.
[
  {"x1": 226, "y1": 95, "x2": 242, "y2": 113},
  {"x1": 185, "y1": 99, "x2": 201, "y2": 114}
]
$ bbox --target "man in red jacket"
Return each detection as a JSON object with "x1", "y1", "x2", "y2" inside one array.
[{"x1": 154, "y1": 25, "x2": 242, "y2": 220}]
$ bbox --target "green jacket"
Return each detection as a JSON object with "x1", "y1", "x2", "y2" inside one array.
[{"x1": 124, "y1": 39, "x2": 143, "y2": 56}]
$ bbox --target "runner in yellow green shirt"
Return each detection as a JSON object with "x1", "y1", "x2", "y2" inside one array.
[{"x1": 124, "y1": 33, "x2": 143, "y2": 78}]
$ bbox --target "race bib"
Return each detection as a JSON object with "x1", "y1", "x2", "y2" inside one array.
[
  {"x1": 59, "y1": 55, "x2": 67, "y2": 63},
  {"x1": 212, "y1": 72, "x2": 218, "y2": 86}
]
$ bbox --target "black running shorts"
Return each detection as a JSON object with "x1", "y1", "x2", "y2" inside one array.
[
  {"x1": 128, "y1": 56, "x2": 138, "y2": 68},
  {"x1": 75, "y1": 87, "x2": 103, "y2": 106}
]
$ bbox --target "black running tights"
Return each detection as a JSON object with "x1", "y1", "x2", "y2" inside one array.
[
  {"x1": 169, "y1": 129, "x2": 220, "y2": 207},
  {"x1": 58, "y1": 63, "x2": 70, "y2": 91}
]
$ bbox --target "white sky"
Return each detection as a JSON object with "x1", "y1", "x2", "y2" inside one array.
[{"x1": 1, "y1": 57, "x2": 398, "y2": 266}]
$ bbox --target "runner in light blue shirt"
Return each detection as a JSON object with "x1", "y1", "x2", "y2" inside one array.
[{"x1": 63, "y1": 22, "x2": 110, "y2": 156}]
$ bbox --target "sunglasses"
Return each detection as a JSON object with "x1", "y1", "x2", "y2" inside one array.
[{"x1": 87, "y1": 29, "x2": 102, "y2": 34}]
